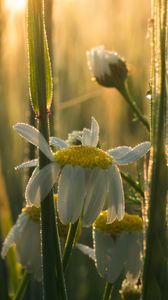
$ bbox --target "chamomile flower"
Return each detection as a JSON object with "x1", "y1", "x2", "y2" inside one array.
[
  {"x1": 1, "y1": 206, "x2": 41, "y2": 281},
  {"x1": 14, "y1": 117, "x2": 150, "y2": 227},
  {"x1": 1, "y1": 200, "x2": 71, "y2": 281},
  {"x1": 78, "y1": 211, "x2": 143, "y2": 284},
  {"x1": 87, "y1": 46, "x2": 128, "y2": 89}
]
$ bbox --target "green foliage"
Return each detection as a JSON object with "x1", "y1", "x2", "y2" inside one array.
[{"x1": 28, "y1": 0, "x2": 53, "y2": 114}]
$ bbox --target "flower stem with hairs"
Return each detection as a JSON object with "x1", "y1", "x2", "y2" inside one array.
[
  {"x1": 14, "y1": 272, "x2": 30, "y2": 300},
  {"x1": 27, "y1": 1, "x2": 67, "y2": 299},
  {"x1": 63, "y1": 219, "x2": 80, "y2": 271},
  {"x1": 120, "y1": 84, "x2": 150, "y2": 132}
]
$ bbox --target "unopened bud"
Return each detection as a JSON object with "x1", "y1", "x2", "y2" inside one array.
[{"x1": 87, "y1": 46, "x2": 128, "y2": 90}]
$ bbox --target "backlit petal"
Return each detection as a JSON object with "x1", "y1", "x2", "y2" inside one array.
[
  {"x1": 90, "y1": 117, "x2": 99, "y2": 147},
  {"x1": 25, "y1": 163, "x2": 60, "y2": 206},
  {"x1": 1, "y1": 225, "x2": 18, "y2": 258},
  {"x1": 107, "y1": 165, "x2": 125, "y2": 223},
  {"x1": 94, "y1": 230, "x2": 129, "y2": 283},
  {"x1": 108, "y1": 146, "x2": 132, "y2": 160},
  {"x1": 114, "y1": 142, "x2": 151, "y2": 165},
  {"x1": 49, "y1": 137, "x2": 68, "y2": 149},
  {"x1": 14, "y1": 123, "x2": 54, "y2": 161},
  {"x1": 15, "y1": 159, "x2": 39, "y2": 170},
  {"x1": 58, "y1": 165, "x2": 85, "y2": 224},
  {"x1": 83, "y1": 168, "x2": 108, "y2": 227},
  {"x1": 82, "y1": 128, "x2": 92, "y2": 146},
  {"x1": 125, "y1": 232, "x2": 143, "y2": 283},
  {"x1": 76, "y1": 243, "x2": 95, "y2": 261}
]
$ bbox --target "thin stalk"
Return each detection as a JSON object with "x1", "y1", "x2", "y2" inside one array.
[
  {"x1": 27, "y1": 1, "x2": 67, "y2": 299},
  {"x1": 120, "y1": 171, "x2": 144, "y2": 198},
  {"x1": 110, "y1": 272, "x2": 124, "y2": 299},
  {"x1": 63, "y1": 219, "x2": 80, "y2": 271},
  {"x1": 14, "y1": 272, "x2": 30, "y2": 300},
  {"x1": 120, "y1": 84, "x2": 150, "y2": 132},
  {"x1": 102, "y1": 283, "x2": 113, "y2": 300},
  {"x1": 102, "y1": 272, "x2": 124, "y2": 300},
  {"x1": 142, "y1": 0, "x2": 167, "y2": 299},
  {"x1": 39, "y1": 103, "x2": 67, "y2": 300}
]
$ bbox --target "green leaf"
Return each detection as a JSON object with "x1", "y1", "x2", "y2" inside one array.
[{"x1": 28, "y1": 0, "x2": 53, "y2": 114}]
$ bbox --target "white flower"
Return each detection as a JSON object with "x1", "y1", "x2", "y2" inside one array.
[
  {"x1": 87, "y1": 46, "x2": 128, "y2": 89},
  {"x1": 14, "y1": 117, "x2": 150, "y2": 227},
  {"x1": 77, "y1": 212, "x2": 143, "y2": 284},
  {"x1": 1, "y1": 206, "x2": 41, "y2": 281}
]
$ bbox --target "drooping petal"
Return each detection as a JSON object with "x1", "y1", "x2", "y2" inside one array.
[
  {"x1": 49, "y1": 137, "x2": 68, "y2": 149},
  {"x1": 26, "y1": 163, "x2": 60, "y2": 206},
  {"x1": 83, "y1": 168, "x2": 108, "y2": 227},
  {"x1": 17, "y1": 219, "x2": 41, "y2": 281},
  {"x1": 1, "y1": 225, "x2": 18, "y2": 258},
  {"x1": 76, "y1": 243, "x2": 95, "y2": 261},
  {"x1": 1, "y1": 213, "x2": 29, "y2": 258},
  {"x1": 57, "y1": 165, "x2": 85, "y2": 224},
  {"x1": 94, "y1": 229, "x2": 129, "y2": 283},
  {"x1": 90, "y1": 117, "x2": 99, "y2": 147},
  {"x1": 14, "y1": 123, "x2": 54, "y2": 161},
  {"x1": 114, "y1": 142, "x2": 151, "y2": 165},
  {"x1": 107, "y1": 165, "x2": 125, "y2": 223},
  {"x1": 108, "y1": 146, "x2": 132, "y2": 160},
  {"x1": 15, "y1": 159, "x2": 39, "y2": 170},
  {"x1": 125, "y1": 232, "x2": 143, "y2": 283}
]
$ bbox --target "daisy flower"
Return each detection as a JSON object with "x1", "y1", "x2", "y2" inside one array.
[
  {"x1": 1, "y1": 199, "x2": 72, "y2": 281},
  {"x1": 14, "y1": 117, "x2": 150, "y2": 227},
  {"x1": 1, "y1": 206, "x2": 41, "y2": 281},
  {"x1": 78, "y1": 211, "x2": 143, "y2": 284},
  {"x1": 86, "y1": 46, "x2": 128, "y2": 89}
]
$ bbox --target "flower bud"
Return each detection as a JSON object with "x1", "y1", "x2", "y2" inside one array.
[{"x1": 87, "y1": 46, "x2": 128, "y2": 90}]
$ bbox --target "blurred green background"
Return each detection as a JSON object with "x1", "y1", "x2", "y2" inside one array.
[{"x1": 0, "y1": 0, "x2": 150, "y2": 299}]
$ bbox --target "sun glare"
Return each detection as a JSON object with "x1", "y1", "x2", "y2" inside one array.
[{"x1": 5, "y1": 0, "x2": 26, "y2": 12}]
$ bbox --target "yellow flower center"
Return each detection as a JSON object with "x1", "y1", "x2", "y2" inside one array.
[
  {"x1": 22, "y1": 206, "x2": 40, "y2": 223},
  {"x1": 54, "y1": 145, "x2": 112, "y2": 169},
  {"x1": 94, "y1": 211, "x2": 143, "y2": 236}
]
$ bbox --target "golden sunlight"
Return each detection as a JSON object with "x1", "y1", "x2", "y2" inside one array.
[{"x1": 5, "y1": 0, "x2": 26, "y2": 12}]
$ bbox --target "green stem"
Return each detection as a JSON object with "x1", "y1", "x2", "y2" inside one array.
[
  {"x1": 14, "y1": 272, "x2": 30, "y2": 300},
  {"x1": 120, "y1": 171, "x2": 144, "y2": 198},
  {"x1": 142, "y1": 0, "x2": 167, "y2": 299},
  {"x1": 102, "y1": 272, "x2": 124, "y2": 300},
  {"x1": 39, "y1": 113, "x2": 67, "y2": 300},
  {"x1": 102, "y1": 283, "x2": 113, "y2": 300},
  {"x1": 120, "y1": 84, "x2": 150, "y2": 132},
  {"x1": 63, "y1": 219, "x2": 80, "y2": 271},
  {"x1": 110, "y1": 272, "x2": 124, "y2": 299},
  {"x1": 27, "y1": 0, "x2": 67, "y2": 299}
]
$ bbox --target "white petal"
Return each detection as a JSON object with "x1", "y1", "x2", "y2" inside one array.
[
  {"x1": 82, "y1": 128, "x2": 92, "y2": 146},
  {"x1": 1, "y1": 213, "x2": 29, "y2": 258},
  {"x1": 94, "y1": 230, "x2": 129, "y2": 283},
  {"x1": 14, "y1": 123, "x2": 54, "y2": 161},
  {"x1": 15, "y1": 159, "x2": 39, "y2": 170},
  {"x1": 1, "y1": 225, "x2": 18, "y2": 258},
  {"x1": 81, "y1": 117, "x2": 99, "y2": 147},
  {"x1": 90, "y1": 117, "x2": 99, "y2": 147},
  {"x1": 83, "y1": 168, "x2": 108, "y2": 227},
  {"x1": 57, "y1": 165, "x2": 85, "y2": 224},
  {"x1": 76, "y1": 243, "x2": 95, "y2": 261},
  {"x1": 125, "y1": 232, "x2": 143, "y2": 283},
  {"x1": 26, "y1": 163, "x2": 60, "y2": 206},
  {"x1": 114, "y1": 142, "x2": 151, "y2": 165},
  {"x1": 49, "y1": 137, "x2": 68, "y2": 149},
  {"x1": 107, "y1": 165, "x2": 125, "y2": 223},
  {"x1": 108, "y1": 146, "x2": 132, "y2": 160}
]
